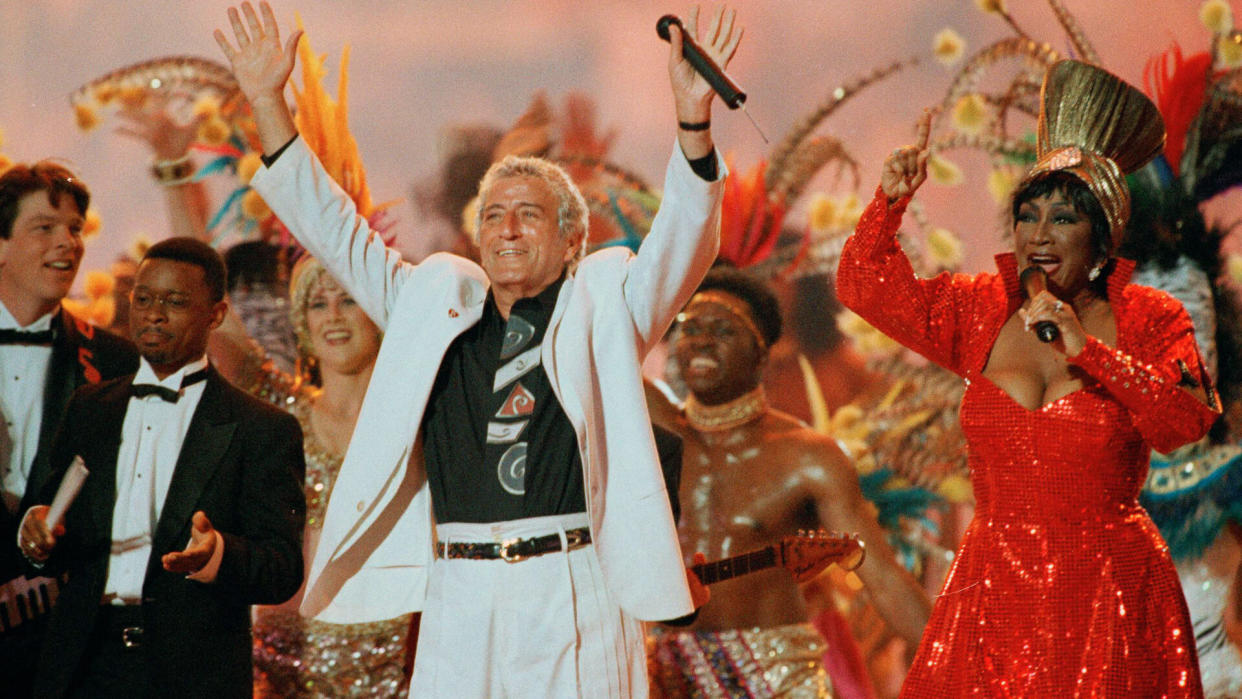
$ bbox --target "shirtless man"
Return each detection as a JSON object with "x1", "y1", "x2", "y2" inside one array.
[{"x1": 646, "y1": 266, "x2": 930, "y2": 696}]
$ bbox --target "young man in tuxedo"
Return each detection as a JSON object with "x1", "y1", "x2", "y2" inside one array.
[
  {"x1": 19, "y1": 237, "x2": 306, "y2": 698},
  {"x1": 0, "y1": 162, "x2": 139, "y2": 697}
]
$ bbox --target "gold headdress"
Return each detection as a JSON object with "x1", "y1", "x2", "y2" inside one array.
[{"x1": 1023, "y1": 60, "x2": 1166, "y2": 249}]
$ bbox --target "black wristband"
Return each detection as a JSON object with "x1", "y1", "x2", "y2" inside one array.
[
  {"x1": 261, "y1": 135, "x2": 298, "y2": 168},
  {"x1": 677, "y1": 120, "x2": 710, "y2": 132}
]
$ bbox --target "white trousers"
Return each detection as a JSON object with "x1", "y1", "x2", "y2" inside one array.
[{"x1": 411, "y1": 513, "x2": 647, "y2": 698}]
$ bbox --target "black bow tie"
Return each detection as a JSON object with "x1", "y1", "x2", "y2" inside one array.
[
  {"x1": 130, "y1": 367, "x2": 209, "y2": 403},
  {"x1": 0, "y1": 328, "x2": 54, "y2": 346}
]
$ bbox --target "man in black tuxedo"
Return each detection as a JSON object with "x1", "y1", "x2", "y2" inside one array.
[
  {"x1": 19, "y1": 237, "x2": 305, "y2": 698},
  {"x1": 0, "y1": 162, "x2": 139, "y2": 696}
]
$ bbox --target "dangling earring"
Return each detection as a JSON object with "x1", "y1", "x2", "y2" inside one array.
[{"x1": 1087, "y1": 263, "x2": 1103, "y2": 282}]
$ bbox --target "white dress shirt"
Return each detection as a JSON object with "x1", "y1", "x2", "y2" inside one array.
[
  {"x1": 103, "y1": 356, "x2": 208, "y2": 604},
  {"x1": 0, "y1": 303, "x2": 55, "y2": 516}
]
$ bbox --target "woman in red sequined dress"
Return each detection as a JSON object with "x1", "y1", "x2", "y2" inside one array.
[{"x1": 837, "y1": 61, "x2": 1221, "y2": 697}]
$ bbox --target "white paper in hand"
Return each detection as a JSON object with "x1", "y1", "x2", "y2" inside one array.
[{"x1": 46, "y1": 456, "x2": 89, "y2": 530}]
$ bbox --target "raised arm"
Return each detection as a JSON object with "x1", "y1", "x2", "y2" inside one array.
[
  {"x1": 836, "y1": 111, "x2": 977, "y2": 373},
  {"x1": 213, "y1": 1, "x2": 301, "y2": 156},
  {"x1": 668, "y1": 5, "x2": 741, "y2": 161},
  {"x1": 624, "y1": 6, "x2": 739, "y2": 347},
  {"x1": 216, "y1": 2, "x2": 410, "y2": 327},
  {"x1": 115, "y1": 95, "x2": 211, "y2": 240}
]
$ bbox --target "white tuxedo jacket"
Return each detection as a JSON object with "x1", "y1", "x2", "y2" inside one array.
[{"x1": 252, "y1": 137, "x2": 723, "y2": 623}]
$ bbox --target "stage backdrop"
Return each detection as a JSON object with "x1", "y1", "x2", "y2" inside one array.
[{"x1": 0, "y1": 0, "x2": 1232, "y2": 283}]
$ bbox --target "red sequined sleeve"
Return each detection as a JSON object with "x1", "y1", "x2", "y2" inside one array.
[
  {"x1": 837, "y1": 188, "x2": 980, "y2": 375},
  {"x1": 1068, "y1": 286, "x2": 1220, "y2": 453}
]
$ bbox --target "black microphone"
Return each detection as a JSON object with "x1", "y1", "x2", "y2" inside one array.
[
  {"x1": 1019, "y1": 266, "x2": 1060, "y2": 343},
  {"x1": 656, "y1": 15, "x2": 746, "y2": 109}
]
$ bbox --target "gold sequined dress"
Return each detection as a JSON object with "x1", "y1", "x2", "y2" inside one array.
[
  {"x1": 837, "y1": 191, "x2": 1219, "y2": 697},
  {"x1": 245, "y1": 359, "x2": 412, "y2": 697}
]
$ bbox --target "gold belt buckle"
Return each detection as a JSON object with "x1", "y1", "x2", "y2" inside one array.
[{"x1": 498, "y1": 538, "x2": 526, "y2": 563}]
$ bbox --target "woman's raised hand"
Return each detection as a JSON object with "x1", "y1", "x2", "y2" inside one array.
[{"x1": 880, "y1": 109, "x2": 932, "y2": 203}]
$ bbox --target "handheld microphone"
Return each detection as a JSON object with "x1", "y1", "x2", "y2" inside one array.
[
  {"x1": 656, "y1": 15, "x2": 746, "y2": 109},
  {"x1": 1019, "y1": 266, "x2": 1060, "y2": 343}
]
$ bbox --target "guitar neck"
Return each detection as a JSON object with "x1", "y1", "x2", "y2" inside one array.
[{"x1": 691, "y1": 546, "x2": 779, "y2": 585}]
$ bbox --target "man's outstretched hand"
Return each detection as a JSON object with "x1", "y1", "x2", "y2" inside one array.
[
  {"x1": 214, "y1": 1, "x2": 301, "y2": 153},
  {"x1": 162, "y1": 511, "x2": 218, "y2": 574}
]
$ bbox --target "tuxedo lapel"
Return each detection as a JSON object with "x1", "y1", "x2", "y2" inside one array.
[
  {"x1": 150, "y1": 370, "x2": 236, "y2": 563},
  {"x1": 28, "y1": 311, "x2": 84, "y2": 504}
]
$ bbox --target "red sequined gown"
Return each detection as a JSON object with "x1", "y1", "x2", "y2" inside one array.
[{"x1": 837, "y1": 191, "x2": 1219, "y2": 698}]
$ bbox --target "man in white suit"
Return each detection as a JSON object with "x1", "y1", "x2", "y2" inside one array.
[{"x1": 216, "y1": 2, "x2": 737, "y2": 695}]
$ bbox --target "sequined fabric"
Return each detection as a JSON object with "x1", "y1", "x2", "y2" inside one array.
[
  {"x1": 648, "y1": 623, "x2": 834, "y2": 698},
  {"x1": 837, "y1": 190, "x2": 1219, "y2": 697},
  {"x1": 253, "y1": 609, "x2": 412, "y2": 698},
  {"x1": 244, "y1": 359, "x2": 411, "y2": 697},
  {"x1": 1176, "y1": 558, "x2": 1242, "y2": 698}
]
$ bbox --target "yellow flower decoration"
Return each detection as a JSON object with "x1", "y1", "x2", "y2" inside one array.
[
  {"x1": 197, "y1": 116, "x2": 231, "y2": 146},
  {"x1": 93, "y1": 83, "x2": 119, "y2": 105},
  {"x1": 89, "y1": 296, "x2": 116, "y2": 328},
  {"x1": 127, "y1": 236, "x2": 152, "y2": 262},
  {"x1": 117, "y1": 86, "x2": 147, "y2": 109},
  {"x1": 835, "y1": 192, "x2": 864, "y2": 230},
  {"x1": 83, "y1": 269, "x2": 116, "y2": 299},
  {"x1": 0, "y1": 153, "x2": 11, "y2": 175},
  {"x1": 926, "y1": 227, "x2": 963, "y2": 269},
  {"x1": 236, "y1": 152, "x2": 264, "y2": 185},
  {"x1": 1201, "y1": 0, "x2": 1233, "y2": 33},
  {"x1": 936, "y1": 474, "x2": 973, "y2": 503},
  {"x1": 75, "y1": 103, "x2": 100, "y2": 132},
  {"x1": 192, "y1": 95, "x2": 221, "y2": 121},
  {"x1": 932, "y1": 28, "x2": 966, "y2": 66},
  {"x1": 975, "y1": 0, "x2": 1005, "y2": 14},
  {"x1": 82, "y1": 209, "x2": 102, "y2": 239},
  {"x1": 951, "y1": 94, "x2": 989, "y2": 134},
  {"x1": 837, "y1": 310, "x2": 902, "y2": 356},
  {"x1": 808, "y1": 193, "x2": 837, "y2": 232},
  {"x1": 1226, "y1": 254, "x2": 1242, "y2": 284},
  {"x1": 987, "y1": 166, "x2": 1020, "y2": 204},
  {"x1": 1219, "y1": 32, "x2": 1242, "y2": 68},
  {"x1": 928, "y1": 153, "x2": 964, "y2": 186},
  {"x1": 241, "y1": 190, "x2": 272, "y2": 222}
]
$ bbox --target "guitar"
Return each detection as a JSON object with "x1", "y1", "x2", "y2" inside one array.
[{"x1": 691, "y1": 530, "x2": 865, "y2": 585}]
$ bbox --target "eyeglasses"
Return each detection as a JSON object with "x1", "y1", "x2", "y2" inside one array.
[{"x1": 129, "y1": 290, "x2": 193, "y2": 313}]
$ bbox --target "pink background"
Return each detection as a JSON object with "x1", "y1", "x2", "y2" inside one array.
[{"x1": 0, "y1": 1, "x2": 1234, "y2": 284}]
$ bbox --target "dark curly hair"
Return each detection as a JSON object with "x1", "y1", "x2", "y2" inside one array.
[
  {"x1": 693, "y1": 265, "x2": 782, "y2": 348},
  {"x1": 144, "y1": 237, "x2": 228, "y2": 304}
]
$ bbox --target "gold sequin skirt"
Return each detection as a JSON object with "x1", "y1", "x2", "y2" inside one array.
[{"x1": 253, "y1": 609, "x2": 412, "y2": 698}]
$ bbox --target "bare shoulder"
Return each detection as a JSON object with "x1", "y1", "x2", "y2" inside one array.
[{"x1": 759, "y1": 410, "x2": 853, "y2": 481}]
